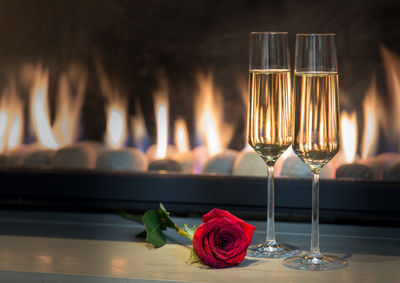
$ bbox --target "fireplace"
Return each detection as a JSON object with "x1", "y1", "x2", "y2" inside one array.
[{"x1": 0, "y1": 0, "x2": 399, "y2": 224}]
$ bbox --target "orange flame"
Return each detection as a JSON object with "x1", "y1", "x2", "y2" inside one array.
[
  {"x1": 360, "y1": 78, "x2": 382, "y2": 159},
  {"x1": 174, "y1": 118, "x2": 189, "y2": 153},
  {"x1": 340, "y1": 110, "x2": 358, "y2": 163},
  {"x1": 131, "y1": 98, "x2": 148, "y2": 151},
  {"x1": 95, "y1": 60, "x2": 127, "y2": 149},
  {"x1": 30, "y1": 64, "x2": 86, "y2": 149},
  {"x1": 30, "y1": 66, "x2": 58, "y2": 149},
  {"x1": 7, "y1": 109, "x2": 23, "y2": 151},
  {"x1": 0, "y1": 110, "x2": 7, "y2": 153},
  {"x1": 154, "y1": 79, "x2": 169, "y2": 159},
  {"x1": 0, "y1": 81, "x2": 24, "y2": 154},
  {"x1": 238, "y1": 74, "x2": 252, "y2": 152},
  {"x1": 381, "y1": 44, "x2": 400, "y2": 150},
  {"x1": 106, "y1": 102, "x2": 127, "y2": 149},
  {"x1": 195, "y1": 72, "x2": 233, "y2": 157},
  {"x1": 53, "y1": 66, "x2": 86, "y2": 146}
]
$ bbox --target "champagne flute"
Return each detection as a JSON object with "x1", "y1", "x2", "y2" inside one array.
[
  {"x1": 247, "y1": 32, "x2": 299, "y2": 258},
  {"x1": 283, "y1": 33, "x2": 347, "y2": 270}
]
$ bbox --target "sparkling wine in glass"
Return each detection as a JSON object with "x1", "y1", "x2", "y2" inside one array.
[
  {"x1": 283, "y1": 33, "x2": 347, "y2": 270},
  {"x1": 247, "y1": 32, "x2": 299, "y2": 258}
]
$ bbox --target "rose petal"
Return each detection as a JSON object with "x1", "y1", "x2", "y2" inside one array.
[
  {"x1": 215, "y1": 231, "x2": 234, "y2": 251},
  {"x1": 193, "y1": 224, "x2": 207, "y2": 261},
  {"x1": 193, "y1": 209, "x2": 256, "y2": 268},
  {"x1": 202, "y1": 209, "x2": 256, "y2": 246},
  {"x1": 207, "y1": 219, "x2": 249, "y2": 262},
  {"x1": 203, "y1": 232, "x2": 227, "y2": 268}
]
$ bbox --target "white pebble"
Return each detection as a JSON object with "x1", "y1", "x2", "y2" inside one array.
[
  {"x1": 52, "y1": 143, "x2": 98, "y2": 169},
  {"x1": 232, "y1": 151, "x2": 267, "y2": 177},
  {"x1": 7, "y1": 144, "x2": 39, "y2": 166},
  {"x1": 24, "y1": 149, "x2": 55, "y2": 167},
  {"x1": 77, "y1": 140, "x2": 105, "y2": 156},
  {"x1": 280, "y1": 155, "x2": 312, "y2": 178},
  {"x1": 360, "y1": 153, "x2": 400, "y2": 179},
  {"x1": 172, "y1": 151, "x2": 195, "y2": 173},
  {"x1": 203, "y1": 149, "x2": 239, "y2": 175},
  {"x1": 148, "y1": 158, "x2": 182, "y2": 172},
  {"x1": 97, "y1": 147, "x2": 148, "y2": 171}
]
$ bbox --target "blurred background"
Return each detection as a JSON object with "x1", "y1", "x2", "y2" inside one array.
[{"x1": 0, "y1": 0, "x2": 399, "y2": 178}]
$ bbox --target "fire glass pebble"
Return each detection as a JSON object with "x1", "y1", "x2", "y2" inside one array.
[
  {"x1": 203, "y1": 150, "x2": 239, "y2": 175},
  {"x1": 232, "y1": 151, "x2": 267, "y2": 177},
  {"x1": 148, "y1": 159, "x2": 182, "y2": 172},
  {"x1": 52, "y1": 143, "x2": 98, "y2": 169},
  {"x1": 96, "y1": 148, "x2": 148, "y2": 171},
  {"x1": 335, "y1": 163, "x2": 374, "y2": 180},
  {"x1": 24, "y1": 149, "x2": 55, "y2": 167}
]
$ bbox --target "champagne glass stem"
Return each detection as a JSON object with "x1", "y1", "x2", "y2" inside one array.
[
  {"x1": 311, "y1": 172, "x2": 320, "y2": 255},
  {"x1": 266, "y1": 165, "x2": 276, "y2": 243}
]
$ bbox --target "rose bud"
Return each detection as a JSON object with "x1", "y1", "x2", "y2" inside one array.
[{"x1": 193, "y1": 208, "x2": 255, "y2": 268}]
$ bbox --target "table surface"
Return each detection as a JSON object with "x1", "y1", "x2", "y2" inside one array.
[{"x1": 0, "y1": 210, "x2": 398, "y2": 283}]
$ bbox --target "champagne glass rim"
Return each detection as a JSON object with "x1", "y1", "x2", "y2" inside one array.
[
  {"x1": 296, "y1": 33, "x2": 336, "y2": 36},
  {"x1": 250, "y1": 31, "x2": 288, "y2": 35}
]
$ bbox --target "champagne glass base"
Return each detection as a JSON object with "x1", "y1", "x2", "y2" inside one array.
[
  {"x1": 283, "y1": 252, "x2": 347, "y2": 271},
  {"x1": 247, "y1": 242, "x2": 300, "y2": 258}
]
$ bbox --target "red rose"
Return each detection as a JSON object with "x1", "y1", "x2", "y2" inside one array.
[{"x1": 192, "y1": 208, "x2": 256, "y2": 268}]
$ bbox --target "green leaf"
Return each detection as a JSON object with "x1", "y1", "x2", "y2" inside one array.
[
  {"x1": 183, "y1": 224, "x2": 197, "y2": 241},
  {"x1": 186, "y1": 248, "x2": 201, "y2": 265},
  {"x1": 158, "y1": 203, "x2": 175, "y2": 229},
  {"x1": 143, "y1": 209, "x2": 166, "y2": 248}
]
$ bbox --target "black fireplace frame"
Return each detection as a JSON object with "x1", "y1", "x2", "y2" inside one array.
[{"x1": 0, "y1": 168, "x2": 399, "y2": 225}]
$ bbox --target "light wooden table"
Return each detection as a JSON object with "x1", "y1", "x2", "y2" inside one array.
[{"x1": 0, "y1": 210, "x2": 398, "y2": 282}]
